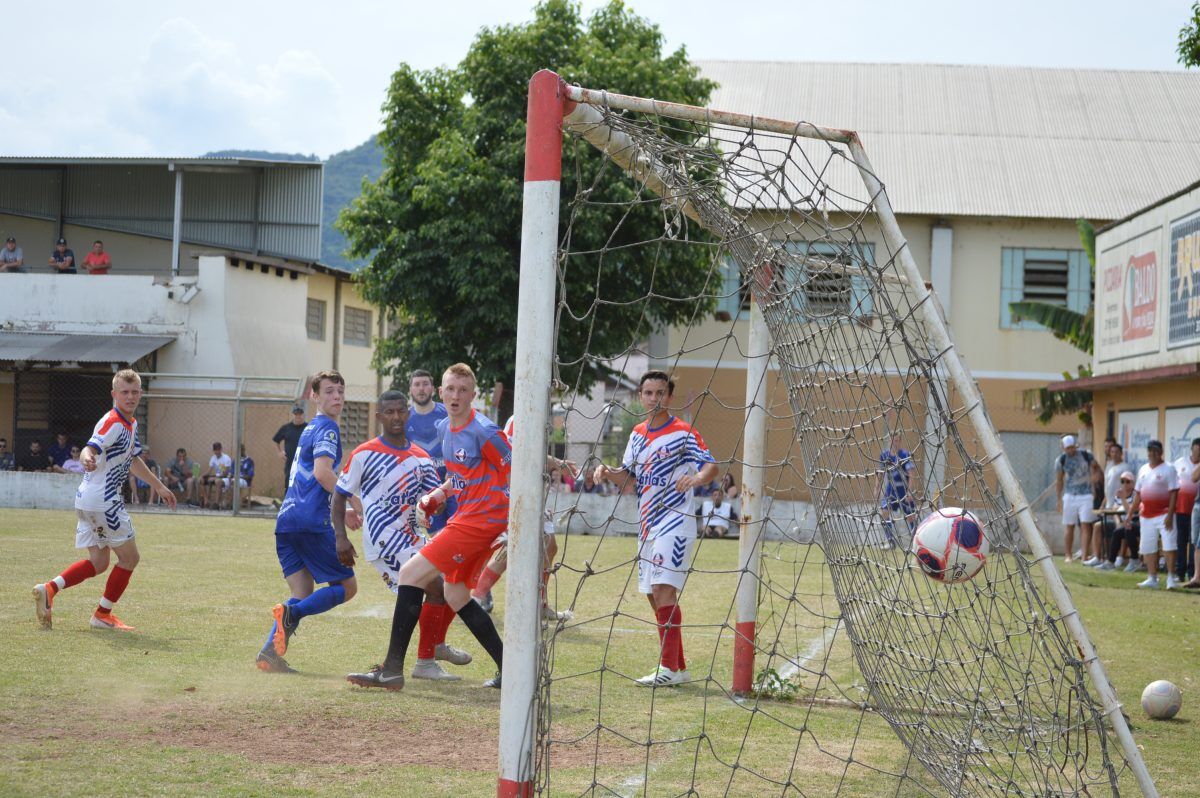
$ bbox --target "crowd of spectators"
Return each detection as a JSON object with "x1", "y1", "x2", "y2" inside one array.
[{"x1": 0, "y1": 235, "x2": 114, "y2": 274}]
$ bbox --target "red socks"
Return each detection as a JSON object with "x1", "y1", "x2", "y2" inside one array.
[
  {"x1": 97, "y1": 566, "x2": 134, "y2": 614},
  {"x1": 56, "y1": 559, "x2": 97, "y2": 590},
  {"x1": 437, "y1": 602, "x2": 455, "y2": 644},
  {"x1": 656, "y1": 604, "x2": 684, "y2": 672},
  {"x1": 472, "y1": 566, "x2": 503, "y2": 600},
  {"x1": 417, "y1": 602, "x2": 441, "y2": 659}
]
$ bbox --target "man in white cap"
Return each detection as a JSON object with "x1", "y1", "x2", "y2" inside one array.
[
  {"x1": 1055, "y1": 434, "x2": 1103, "y2": 564},
  {"x1": 1124, "y1": 439, "x2": 1180, "y2": 589}
]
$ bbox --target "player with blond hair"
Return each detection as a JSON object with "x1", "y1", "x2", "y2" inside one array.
[
  {"x1": 33, "y1": 369, "x2": 176, "y2": 631},
  {"x1": 347, "y1": 363, "x2": 508, "y2": 690}
]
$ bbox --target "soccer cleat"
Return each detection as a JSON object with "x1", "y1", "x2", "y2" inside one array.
[
  {"x1": 1165, "y1": 575, "x2": 1181, "y2": 590},
  {"x1": 346, "y1": 664, "x2": 406, "y2": 691},
  {"x1": 434, "y1": 642, "x2": 473, "y2": 666},
  {"x1": 412, "y1": 659, "x2": 461, "y2": 681},
  {"x1": 477, "y1": 591, "x2": 494, "y2": 614},
  {"x1": 90, "y1": 612, "x2": 135, "y2": 632},
  {"x1": 32, "y1": 584, "x2": 53, "y2": 630},
  {"x1": 483, "y1": 671, "x2": 502, "y2": 689},
  {"x1": 636, "y1": 666, "x2": 690, "y2": 687},
  {"x1": 543, "y1": 605, "x2": 574, "y2": 622},
  {"x1": 1123, "y1": 561, "x2": 1139, "y2": 573},
  {"x1": 1136, "y1": 576, "x2": 1160, "y2": 590},
  {"x1": 272, "y1": 603, "x2": 297, "y2": 656},
  {"x1": 256, "y1": 650, "x2": 298, "y2": 674},
  {"x1": 1095, "y1": 561, "x2": 1115, "y2": 571}
]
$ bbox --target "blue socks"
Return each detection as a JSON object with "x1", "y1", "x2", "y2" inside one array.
[{"x1": 291, "y1": 584, "x2": 346, "y2": 621}]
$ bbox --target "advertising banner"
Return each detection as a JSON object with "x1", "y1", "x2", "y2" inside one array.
[
  {"x1": 1118, "y1": 409, "x2": 1158, "y2": 475},
  {"x1": 1097, "y1": 228, "x2": 1159, "y2": 362},
  {"x1": 1169, "y1": 209, "x2": 1200, "y2": 348},
  {"x1": 1165, "y1": 406, "x2": 1200, "y2": 463}
]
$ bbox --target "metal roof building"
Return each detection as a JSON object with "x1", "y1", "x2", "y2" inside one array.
[
  {"x1": 0, "y1": 157, "x2": 322, "y2": 275},
  {"x1": 697, "y1": 61, "x2": 1200, "y2": 220}
]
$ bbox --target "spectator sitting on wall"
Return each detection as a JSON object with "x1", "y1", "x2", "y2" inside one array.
[
  {"x1": 47, "y1": 431, "x2": 72, "y2": 468},
  {"x1": 227, "y1": 444, "x2": 255, "y2": 509},
  {"x1": 700, "y1": 487, "x2": 733, "y2": 538},
  {"x1": 82, "y1": 239, "x2": 112, "y2": 275},
  {"x1": 722, "y1": 471, "x2": 740, "y2": 501},
  {"x1": 165, "y1": 448, "x2": 199, "y2": 505},
  {"x1": 1, "y1": 236, "x2": 26, "y2": 272},
  {"x1": 0, "y1": 438, "x2": 15, "y2": 470},
  {"x1": 53, "y1": 445, "x2": 86, "y2": 474},
  {"x1": 17, "y1": 440, "x2": 53, "y2": 471},
  {"x1": 272, "y1": 404, "x2": 306, "y2": 484},
  {"x1": 1103, "y1": 470, "x2": 1140, "y2": 572},
  {"x1": 129, "y1": 445, "x2": 161, "y2": 505},
  {"x1": 203, "y1": 442, "x2": 233, "y2": 508},
  {"x1": 48, "y1": 238, "x2": 76, "y2": 274},
  {"x1": 575, "y1": 469, "x2": 604, "y2": 494}
]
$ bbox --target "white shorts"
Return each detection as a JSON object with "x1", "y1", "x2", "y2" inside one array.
[
  {"x1": 1138, "y1": 514, "x2": 1177, "y2": 556},
  {"x1": 75, "y1": 507, "x2": 135, "y2": 549},
  {"x1": 1062, "y1": 493, "x2": 1097, "y2": 526},
  {"x1": 370, "y1": 542, "x2": 425, "y2": 595},
  {"x1": 637, "y1": 532, "x2": 696, "y2": 594},
  {"x1": 221, "y1": 477, "x2": 249, "y2": 489}
]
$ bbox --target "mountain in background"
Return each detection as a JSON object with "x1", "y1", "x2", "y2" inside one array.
[{"x1": 205, "y1": 137, "x2": 384, "y2": 271}]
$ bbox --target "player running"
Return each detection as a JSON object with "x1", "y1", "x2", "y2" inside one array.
[
  {"x1": 257, "y1": 370, "x2": 358, "y2": 673},
  {"x1": 593, "y1": 371, "x2": 718, "y2": 687},
  {"x1": 346, "y1": 363, "x2": 508, "y2": 690},
  {"x1": 333, "y1": 390, "x2": 472, "y2": 681},
  {"x1": 877, "y1": 432, "x2": 919, "y2": 549},
  {"x1": 33, "y1": 369, "x2": 176, "y2": 631}
]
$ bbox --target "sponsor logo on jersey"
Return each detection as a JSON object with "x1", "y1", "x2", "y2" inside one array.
[
  {"x1": 652, "y1": 553, "x2": 664, "y2": 566},
  {"x1": 455, "y1": 448, "x2": 467, "y2": 462},
  {"x1": 452, "y1": 553, "x2": 465, "y2": 563}
]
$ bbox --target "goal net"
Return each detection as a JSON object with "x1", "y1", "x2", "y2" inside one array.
[{"x1": 499, "y1": 71, "x2": 1154, "y2": 798}]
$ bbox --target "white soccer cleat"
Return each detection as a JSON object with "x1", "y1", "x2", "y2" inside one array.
[
  {"x1": 412, "y1": 659, "x2": 462, "y2": 681},
  {"x1": 434, "y1": 642, "x2": 472, "y2": 666},
  {"x1": 1136, "y1": 576, "x2": 1160, "y2": 590},
  {"x1": 1165, "y1": 575, "x2": 1181, "y2": 590},
  {"x1": 636, "y1": 666, "x2": 690, "y2": 687}
]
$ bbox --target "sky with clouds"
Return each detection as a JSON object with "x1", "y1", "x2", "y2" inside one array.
[{"x1": 0, "y1": 0, "x2": 1191, "y2": 159}]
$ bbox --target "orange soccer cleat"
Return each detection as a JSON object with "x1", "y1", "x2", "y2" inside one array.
[{"x1": 90, "y1": 611, "x2": 136, "y2": 632}]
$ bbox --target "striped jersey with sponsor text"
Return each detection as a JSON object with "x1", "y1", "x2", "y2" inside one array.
[
  {"x1": 336, "y1": 437, "x2": 441, "y2": 568},
  {"x1": 1135, "y1": 462, "x2": 1178, "y2": 519},
  {"x1": 75, "y1": 407, "x2": 142, "y2": 511},
  {"x1": 622, "y1": 416, "x2": 715, "y2": 540},
  {"x1": 276, "y1": 413, "x2": 342, "y2": 534},
  {"x1": 437, "y1": 409, "x2": 511, "y2": 530}
]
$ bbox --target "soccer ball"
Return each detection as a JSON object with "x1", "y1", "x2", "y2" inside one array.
[
  {"x1": 911, "y1": 507, "x2": 988, "y2": 584},
  {"x1": 1141, "y1": 680, "x2": 1182, "y2": 720}
]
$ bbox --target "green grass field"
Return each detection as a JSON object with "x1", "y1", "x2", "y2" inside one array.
[{"x1": 1, "y1": 508, "x2": 1195, "y2": 797}]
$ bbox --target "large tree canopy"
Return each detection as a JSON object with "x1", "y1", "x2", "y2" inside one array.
[{"x1": 339, "y1": 0, "x2": 716, "y2": 393}]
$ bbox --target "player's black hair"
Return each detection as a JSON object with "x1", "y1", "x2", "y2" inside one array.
[
  {"x1": 1192, "y1": 437, "x2": 1200, "y2": 450},
  {"x1": 639, "y1": 370, "x2": 675, "y2": 396},
  {"x1": 408, "y1": 369, "x2": 433, "y2": 384},
  {"x1": 1147, "y1": 439, "x2": 1163, "y2": 451},
  {"x1": 1111, "y1": 443, "x2": 1123, "y2": 454},
  {"x1": 378, "y1": 389, "x2": 408, "y2": 406}
]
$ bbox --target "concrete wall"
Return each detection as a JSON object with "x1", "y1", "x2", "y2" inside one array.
[{"x1": 0, "y1": 471, "x2": 81, "y2": 509}]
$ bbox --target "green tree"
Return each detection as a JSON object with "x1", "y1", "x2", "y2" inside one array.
[
  {"x1": 339, "y1": 0, "x2": 717, "y2": 398},
  {"x1": 1008, "y1": 218, "x2": 1095, "y2": 425},
  {"x1": 1179, "y1": 2, "x2": 1200, "y2": 67}
]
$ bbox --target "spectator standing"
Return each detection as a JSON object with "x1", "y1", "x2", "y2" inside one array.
[
  {"x1": 273, "y1": 405, "x2": 306, "y2": 484},
  {"x1": 1186, "y1": 452, "x2": 1200, "y2": 589},
  {"x1": 82, "y1": 240, "x2": 112, "y2": 275},
  {"x1": 700, "y1": 487, "x2": 733, "y2": 537},
  {"x1": 1173, "y1": 438, "x2": 1200, "y2": 584},
  {"x1": 17, "y1": 440, "x2": 53, "y2": 471},
  {"x1": 48, "y1": 238, "x2": 76, "y2": 273},
  {"x1": 1055, "y1": 435, "x2": 1102, "y2": 564},
  {"x1": 53, "y1": 446, "x2": 86, "y2": 474},
  {"x1": 0, "y1": 438, "x2": 15, "y2": 470},
  {"x1": 203, "y1": 442, "x2": 233, "y2": 507},
  {"x1": 165, "y1": 448, "x2": 199, "y2": 505},
  {"x1": 1125, "y1": 439, "x2": 1179, "y2": 590},
  {"x1": 1103, "y1": 443, "x2": 1126, "y2": 509},
  {"x1": 1, "y1": 236, "x2": 26, "y2": 272},
  {"x1": 47, "y1": 431, "x2": 72, "y2": 468}
]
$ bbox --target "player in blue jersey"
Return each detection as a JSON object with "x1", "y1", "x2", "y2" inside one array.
[
  {"x1": 256, "y1": 370, "x2": 358, "y2": 673},
  {"x1": 877, "y1": 432, "x2": 918, "y2": 549},
  {"x1": 405, "y1": 368, "x2": 456, "y2": 534}
]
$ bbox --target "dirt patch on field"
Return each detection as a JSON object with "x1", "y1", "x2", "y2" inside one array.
[{"x1": 0, "y1": 699, "x2": 643, "y2": 772}]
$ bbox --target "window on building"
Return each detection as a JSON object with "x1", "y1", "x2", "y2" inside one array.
[
  {"x1": 1000, "y1": 248, "x2": 1090, "y2": 329},
  {"x1": 717, "y1": 241, "x2": 875, "y2": 321},
  {"x1": 343, "y1": 307, "x2": 372, "y2": 347},
  {"x1": 340, "y1": 401, "x2": 370, "y2": 449},
  {"x1": 306, "y1": 298, "x2": 326, "y2": 341}
]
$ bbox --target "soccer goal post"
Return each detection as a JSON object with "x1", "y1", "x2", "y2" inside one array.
[{"x1": 501, "y1": 69, "x2": 1157, "y2": 798}]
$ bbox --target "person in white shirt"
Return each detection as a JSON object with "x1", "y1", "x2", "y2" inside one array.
[
  {"x1": 1124, "y1": 440, "x2": 1180, "y2": 589},
  {"x1": 700, "y1": 487, "x2": 733, "y2": 538},
  {"x1": 203, "y1": 442, "x2": 233, "y2": 508}
]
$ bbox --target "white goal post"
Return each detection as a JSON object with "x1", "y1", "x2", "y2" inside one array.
[{"x1": 500, "y1": 69, "x2": 1158, "y2": 798}]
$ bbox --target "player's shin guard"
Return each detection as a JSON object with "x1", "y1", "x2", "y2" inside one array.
[
  {"x1": 456, "y1": 600, "x2": 503, "y2": 669},
  {"x1": 291, "y1": 584, "x2": 346, "y2": 620},
  {"x1": 416, "y1": 602, "x2": 441, "y2": 659},
  {"x1": 472, "y1": 566, "x2": 503, "y2": 600},
  {"x1": 385, "y1": 585, "x2": 425, "y2": 670},
  {"x1": 656, "y1": 604, "x2": 683, "y2": 671},
  {"x1": 96, "y1": 566, "x2": 133, "y2": 614}
]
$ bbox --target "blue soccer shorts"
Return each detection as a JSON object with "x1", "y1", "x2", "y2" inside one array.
[{"x1": 276, "y1": 531, "x2": 354, "y2": 584}]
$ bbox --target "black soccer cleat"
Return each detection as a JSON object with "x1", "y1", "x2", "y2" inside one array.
[
  {"x1": 256, "y1": 649, "x2": 298, "y2": 674},
  {"x1": 484, "y1": 671, "x2": 502, "y2": 689},
  {"x1": 347, "y1": 664, "x2": 406, "y2": 691}
]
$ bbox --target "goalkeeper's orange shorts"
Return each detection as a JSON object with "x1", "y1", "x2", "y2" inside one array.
[{"x1": 421, "y1": 521, "x2": 503, "y2": 589}]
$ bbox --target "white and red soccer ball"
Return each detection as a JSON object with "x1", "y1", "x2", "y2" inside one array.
[{"x1": 912, "y1": 507, "x2": 989, "y2": 584}]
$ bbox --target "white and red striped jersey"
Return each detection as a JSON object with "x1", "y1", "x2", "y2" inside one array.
[
  {"x1": 621, "y1": 416, "x2": 714, "y2": 540},
  {"x1": 1135, "y1": 462, "x2": 1178, "y2": 519},
  {"x1": 75, "y1": 408, "x2": 142, "y2": 512},
  {"x1": 335, "y1": 437, "x2": 442, "y2": 568}
]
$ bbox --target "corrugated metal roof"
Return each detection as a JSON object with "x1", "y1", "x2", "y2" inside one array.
[
  {"x1": 0, "y1": 332, "x2": 174, "y2": 364},
  {"x1": 0, "y1": 156, "x2": 316, "y2": 168},
  {"x1": 696, "y1": 61, "x2": 1200, "y2": 220}
]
